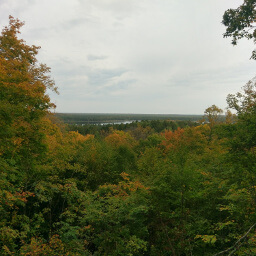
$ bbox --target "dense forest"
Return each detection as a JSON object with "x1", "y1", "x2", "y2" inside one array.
[
  {"x1": 1, "y1": 2, "x2": 256, "y2": 255},
  {"x1": 66, "y1": 119, "x2": 199, "y2": 138}
]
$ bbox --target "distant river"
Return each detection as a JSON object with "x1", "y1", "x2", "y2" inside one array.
[{"x1": 100, "y1": 120, "x2": 137, "y2": 125}]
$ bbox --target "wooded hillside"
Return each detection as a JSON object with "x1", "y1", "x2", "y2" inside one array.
[{"x1": 1, "y1": 15, "x2": 256, "y2": 256}]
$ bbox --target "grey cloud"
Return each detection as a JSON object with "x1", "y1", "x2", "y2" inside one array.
[
  {"x1": 0, "y1": 0, "x2": 35, "y2": 12},
  {"x1": 51, "y1": 57, "x2": 128, "y2": 88},
  {"x1": 87, "y1": 68, "x2": 128, "y2": 86},
  {"x1": 59, "y1": 16, "x2": 97, "y2": 31},
  {"x1": 59, "y1": 78, "x2": 136, "y2": 101},
  {"x1": 78, "y1": 0, "x2": 138, "y2": 21},
  {"x1": 87, "y1": 55, "x2": 108, "y2": 61},
  {"x1": 52, "y1": 60, "x2": 89, "y2": 77},
  {"x1": 111, "y1": 79, "x2": 137, "y2": 90},
  {"x1": 93, "y1": 79, "x2": 137, "y2": 96},
  {"x1": 28, "y1": 17, "x2": 93, "y2": 39},
  {"x1": 168, "y1": 64, "x2": 254, "y2": 89},
  {"x1": 50, "y1": 58, "x2": 132, "y2": 99}
]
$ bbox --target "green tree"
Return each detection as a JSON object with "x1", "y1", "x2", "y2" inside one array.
[
  {"x1": 227, "y1": 79, "x2": 256, "y2": 115},
  {"x1": 204, "y1": 105, "x2": 223, "y2": 128},
  {"x1": 212, "y1": 81, "x2": 256, "y2": 255},
  {"x1": 222, "y1": 0, "x2": 256, "y2": 59},
  {"x1": 55, "y1": 174, "x2": 149, "y2": 255}
]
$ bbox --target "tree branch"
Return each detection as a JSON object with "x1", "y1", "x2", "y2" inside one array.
[{"x1": 213, "y1": 223, "x2": 256, "y2": 256}]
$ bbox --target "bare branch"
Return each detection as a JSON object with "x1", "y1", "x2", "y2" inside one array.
[{"x1": 213, "y1": 223, "x2": 256, "y2": 256}]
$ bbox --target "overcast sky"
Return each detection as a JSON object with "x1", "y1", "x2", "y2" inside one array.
[{"x1": 1, "y1": 0, "x2": 256, "y2": 114}]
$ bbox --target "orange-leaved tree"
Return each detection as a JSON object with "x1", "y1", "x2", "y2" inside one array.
[
  {"x1": 0, "y1": 16, "x2": 59, "y2": 254},
  {"x1": 0, "y1": 16, "x2": 58, "y2": 172}
]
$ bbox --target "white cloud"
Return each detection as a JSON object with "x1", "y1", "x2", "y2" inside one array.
[{"x1": 1, "y1": 0, "x2": 255, "y2": 114}]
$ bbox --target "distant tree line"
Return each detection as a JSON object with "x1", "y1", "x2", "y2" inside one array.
[
  {"x1": 55, "y1": 113, "x2": 204, "y2": 124},
  {"x1": 66, "y1": 119, "x2": 199, "y2": 138}
]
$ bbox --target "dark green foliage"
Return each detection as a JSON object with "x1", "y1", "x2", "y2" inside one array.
[
  {"x1": 222, "y1": 0, "x2": 256, "y2": 59},
  {"x1": 55, "y1": 178, "x2": 149, "y2": 255}
]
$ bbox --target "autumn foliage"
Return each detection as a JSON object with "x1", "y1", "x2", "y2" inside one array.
[{"x1": 1, "y1": 16, "x2": 256, "y2": 256}]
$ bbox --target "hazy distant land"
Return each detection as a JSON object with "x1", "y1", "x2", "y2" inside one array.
[{"x1": 55, "y1": 113, "x2": 204, "y2": 124}]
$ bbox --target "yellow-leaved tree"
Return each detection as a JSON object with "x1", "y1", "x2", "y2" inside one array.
[
  {"x1": 0, "y1": 16, "x2": 58, "y2": 171},
  {"x1": 0, "y1": 16, "x2": 60, "y2": 253}
]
